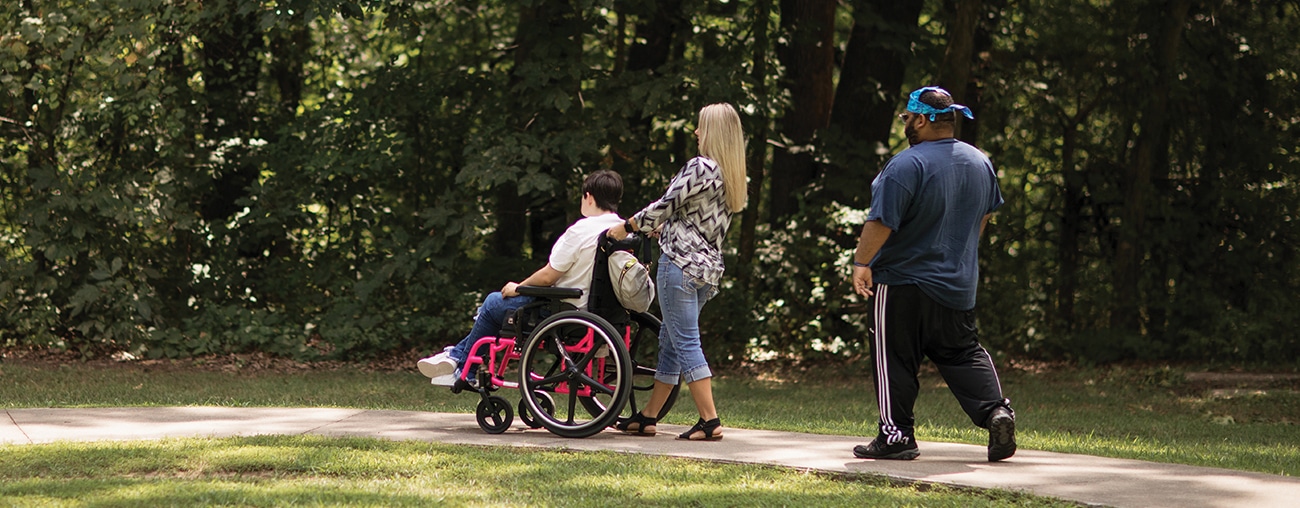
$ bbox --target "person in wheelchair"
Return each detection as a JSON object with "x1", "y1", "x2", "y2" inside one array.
[{"x1": 417, "y1": 170, "x2": 625, "y2": 389}]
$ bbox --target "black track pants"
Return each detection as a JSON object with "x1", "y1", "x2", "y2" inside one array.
[{"x1": 868, "y1": 283, "x2": 1011, "y2": 445}]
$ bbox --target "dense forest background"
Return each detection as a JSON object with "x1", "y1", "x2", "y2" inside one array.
[{"x1": 2, "y1": 0, "x2": 1297, "y2": 365}]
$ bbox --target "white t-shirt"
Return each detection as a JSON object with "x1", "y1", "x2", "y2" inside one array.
[{"x1": 548, "y1": 213, "x2": 625, "y2": 309}]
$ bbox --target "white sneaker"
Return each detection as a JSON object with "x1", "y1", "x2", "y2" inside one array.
[
  {"x1": 417, "y1": 352, "x2": 456, "y2": 378},
  {"x1": 429, "y1": 373, "x2": 457, "y2": 386}
]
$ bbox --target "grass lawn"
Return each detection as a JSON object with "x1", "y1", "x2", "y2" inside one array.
[
  {"x1": 718, "y1": 362, "x2": 1300, "y2": 476},
  {"x1": 0, "y1": 435, "x2": 1067, "y2": 507},
  {"x1": 1, "y1": 354, "x2": 1296, "y2": 505}
]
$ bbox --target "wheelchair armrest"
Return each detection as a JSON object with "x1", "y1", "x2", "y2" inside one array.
[{"x1": 516, "y1": 285, "x2": 583, "y2": 300}]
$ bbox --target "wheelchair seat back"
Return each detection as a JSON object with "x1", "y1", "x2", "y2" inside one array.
[{"x1": 586, "y1": 231, "x2": 648, "y2": 326}]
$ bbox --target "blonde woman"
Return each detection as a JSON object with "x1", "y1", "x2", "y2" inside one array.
[{"x1": 607, "y1": 103, "x2": 747, "y2": 440}]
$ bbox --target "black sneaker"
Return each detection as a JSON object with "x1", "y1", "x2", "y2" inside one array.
[
  {"x1": 987, "y1": 407, "x2": 1017, "y2": 462},
  {"x1": 853, "y1": 437, "x2": 920, "y2": 460}
]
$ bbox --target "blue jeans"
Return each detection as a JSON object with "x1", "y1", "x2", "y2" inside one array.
[
  {"x1": 449, "y1": 292, "x2": 538, "y2": 374},
  {"x1": 654, "y1": 255, "x2": 717, "y2": 385}
]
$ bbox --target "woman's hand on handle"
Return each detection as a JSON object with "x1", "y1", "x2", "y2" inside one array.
[{"x1": 609, "y1": 217, "x2": 636, "y2": 241}]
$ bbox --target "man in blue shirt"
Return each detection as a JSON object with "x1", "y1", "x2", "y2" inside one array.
[{"x1": 850, "y1": 87, "x2": 1016, "y2": 462}]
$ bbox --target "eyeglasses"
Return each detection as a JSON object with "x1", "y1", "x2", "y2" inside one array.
[{"x1": 897, "y1": 113, "x2": 912, "y2": 122}]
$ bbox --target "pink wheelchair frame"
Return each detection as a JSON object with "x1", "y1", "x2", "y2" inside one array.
[{"x1": 449, "y1": 285, "x2": 678, "y2": 438}]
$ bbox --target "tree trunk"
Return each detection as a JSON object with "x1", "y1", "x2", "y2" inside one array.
[
  {"x1": 612, "y1": 0, "x2": 686, "y2": 180},
  {"x1": 19, "y1": 0, "x2": 48, "y2": 172},
  {"x1": 269, "y1": 15, "x2": 310, "y2": 126},
  {"x1": 937, "y1": 0, "x2": 980, "y2": 140},
  {"x1": 937, "y1": 0, "x2": 980, "y2": 103},
  {"x1": 197, "y1": 0, "x2": 264, "y2": 222},
  {"x1": 1058, "y1": 122, "x2": 1081, "y2": 332},
  {"x1": 1053, "y1": 92, "x2": 1101, "y2": 334},
  {"x1": 739, "y1": 0, "x2": 773, "y2": 275},
  {"x1": 625, "y1": 0, "x2": 682, "y2": 74},
  {"x1": 491, "y1": 0, "x2": 579, "y2": 259},
  {"x1": 491, "y1": 186, "x2": 528, "y2": 258},
  {"x1": 1111, "y1": 0, "x2": 1192, "y2": 332},
  {"x1": 826, "y1": 0, "x2": 925, "y2": 207},
  {"x1": 767, "y1": 0, "x2": 836, "y2": 224}
]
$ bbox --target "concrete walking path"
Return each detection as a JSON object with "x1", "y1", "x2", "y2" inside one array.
[{"x1": 3, "y1": 407, "x2": 1296, "y2": 508}]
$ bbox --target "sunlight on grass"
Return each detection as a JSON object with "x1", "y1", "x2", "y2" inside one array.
[{"x1": 0, "y1": 436, "x2": 1070, "y2": 507}]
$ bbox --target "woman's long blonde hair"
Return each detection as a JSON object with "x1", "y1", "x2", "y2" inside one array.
[{"x1": 697, "y1": 103, "x2": 748, "y2": 213}]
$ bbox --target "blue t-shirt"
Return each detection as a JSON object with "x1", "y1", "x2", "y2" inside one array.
[{"x1": 865, "y1": 138, "x2": 1003, "y2": 311}]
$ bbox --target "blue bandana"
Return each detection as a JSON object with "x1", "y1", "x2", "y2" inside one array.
[{"x1": 906, "y1": 86, "x2": 974, "y2": 121}]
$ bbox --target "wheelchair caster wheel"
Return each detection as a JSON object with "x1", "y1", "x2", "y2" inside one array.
[
  {"x1": 519, "y1": 391, "x2": 555, "y2": 429},
  {"x1": 476, "y1": 396, "x2": 513, "y2": 434}
]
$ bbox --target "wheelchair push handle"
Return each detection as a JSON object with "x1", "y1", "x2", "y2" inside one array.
[
  {"x1": 515, "y1": 285, "x2": 583, "y2": 299},
  {"x1": 600, "y1": 229, "x2": 655, "y2": 265}
]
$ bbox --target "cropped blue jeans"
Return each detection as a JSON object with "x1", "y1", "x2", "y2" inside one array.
[{"x1": 654, "y1": 255, "x2": 718, "y2": 385}]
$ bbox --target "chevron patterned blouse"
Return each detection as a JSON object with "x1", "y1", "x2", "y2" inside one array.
[{"x1": 632, "y1": 156, "x2": 733, "y2": 286}]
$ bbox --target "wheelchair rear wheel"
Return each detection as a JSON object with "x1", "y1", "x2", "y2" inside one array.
[
  {"x1": 519, "y1": 311, "x2": 631, "y2": 438},
  {"x1": 581, "y1": 311, "x2": 680, "y2": 421},
  {"x1": 518, "y1": 390, "x2": 555, "y2": 429},
  {"x1": 628, "y1": 312, "x2": 680, "y2": 420}
]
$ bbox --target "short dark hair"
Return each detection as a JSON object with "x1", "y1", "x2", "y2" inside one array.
[
  {"x1": 583, "y1": 170, "x2": 623, "y2": 212},
  {"x1": 920, "y1": 89, "x2": 957, "y2": 123}
]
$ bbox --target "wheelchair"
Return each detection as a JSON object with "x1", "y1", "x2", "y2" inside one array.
[{"x1": 447, "y1": 232, "x2": 680, "y2": 438}]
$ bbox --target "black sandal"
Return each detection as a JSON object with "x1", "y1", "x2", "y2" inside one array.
[
  {"x1": 678, "y1": 417, "x2": 723, "y2": 441},
  {"x1": 614, "y1": 412, "x2": 658, "y2": 436}
]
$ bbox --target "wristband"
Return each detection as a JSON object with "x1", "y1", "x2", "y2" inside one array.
[
  {"x1": 852, "y1": 261, "x2": 870, "y2": 268},
  {"x1": 623, "y1": 220, "x2": 636, "y2": 234}
]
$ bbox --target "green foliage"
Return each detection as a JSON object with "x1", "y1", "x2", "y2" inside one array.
[
  {"x1": 1, "y1": 0, "x2": 1298, "y2": 364},
  {"x1": 969, "y1": 0, "x2": 1300, "y2": 361},
  {"x1": 700, "y1": 200, "x2": 872, "y2": 363}
]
